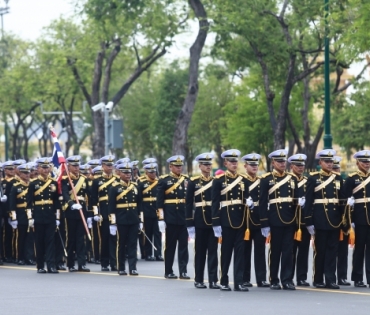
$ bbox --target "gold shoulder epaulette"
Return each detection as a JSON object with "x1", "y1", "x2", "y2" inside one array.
[
  {"x1": 30, "y1": 178, "x2": 36, "y2": 182},
  {"x1": 288, "y1": 172, "x2": 298, "y2": 179},
  {"x1": 13, "y1": 182, "x2": 20, "y2": 187},
  {"x1": 348, "y1": 172, "x2": 357, "y2": 177},
  {"x1": 112, "y1": 182, "x2": 119, "y2": 187},
  {"x1": 215, "y1": 173, "x2": 224, "y2": 179},
  {"x1": 159, "y1": 174, "x2": 168, "y2": 179},
  {"x1": 310, "y1": 171, "x2": 319, "y2": 176},
  {"x1": 332, "y1": 171, "x2": 341, "y2": 176},
  {"x1": 261, "y1": 172, "x2": 271, "y2": 178},
  {"x1": 181, "y1": 174, "x2": 189, "y2": 178},
  {"x1": 62, "y1": 175, "x2": 68, "y2": 179},
  {"x1": 190, "y1": 175, "x2": 200, "y2": 181}
]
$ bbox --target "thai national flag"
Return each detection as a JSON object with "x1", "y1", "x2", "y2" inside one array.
[
  {"x1": 50, "y1": 128, "x2": 66, "y2": 167},
  {"x1": 50, "y1": 127, "x2": 66, "y2": 193}
]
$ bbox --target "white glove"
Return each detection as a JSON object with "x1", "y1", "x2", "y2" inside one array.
[
  {"x1": 351, "y1": 222, "x2": 355, "y2": 229},
  {"x1": 298, "y1": 197, "x2": 305, "y2": 207},
  {"x1": 158, "y1": 221, "x2": 166, "y2": 233},
  {"x1": 28, "y1": 219, "x2": 34, "y2": 228},
  {"x1": 1, "y1": 195, "x2": 7, "y2": 202},
  {"x1": 87, "y1": 217, "x2": 93, "y2": 229},
  {"x1": 246, "y1": 197, "x2": 254, "y2": 208},
  {"x1": 9, "y1": 219, "x2": 18, "y2": 229},
  {"x1": 71, "y1": 203, "x2": 82, "y2": 210},
  {"x1": 109, "y1": 225, "x2": 117, "y2": 235},
  {"x1": 139, "y1": 223, "x2": 143, "y2": 230},
  {"x1": 306, "y1": 225, "x2": 315, "y2": 235},
  {"x1": 261, "y1": 227, "x2": 270, "y2": 238},
  {"x1": 347, "y1": 197, "x2": 355, "y2": 207},
  {"x1": 93, "y1": 215, "x2": 101, "y2": 222},
  {"x1": 187, "y1": 226, "x2": 195, "y2": 239},
  {"x1": 56, "y1": 220, "x2": 60, "y2": 227},
  {"x1": 213, "y1": 226, "x2": 222, "y2": 237}
]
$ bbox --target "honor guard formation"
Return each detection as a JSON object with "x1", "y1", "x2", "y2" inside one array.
[{"x1": 1, "y1": 148, "x2": 370, "y2": 291}]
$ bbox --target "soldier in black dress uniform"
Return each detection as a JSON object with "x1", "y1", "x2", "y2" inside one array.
[
  {"x1": 62, "y1": 155, "x2": 90, "y2": 272},
  {"x1": 86, "y1": 159, "x2": 101, "y2": 264},
  {"x1": 212, "y1": 149, "x2": 250, "y2": 292},
  {"x1": 186, "y1": 153, "x2": 220, "y2": 289},
  {"x1": 137, "y1": 162, "x2": 163, "y2": 261},
  {"x1": 157, "y1": 155, "x2": 189, "y2": 280},
  {"x1": 108, "y1": 162, "x2": 141, "y2": 275},
  {"x1": 1, "y1": 160, "x2": 17, "y2": 263},
  {"x1": 27, "y1": 157, "x2": 61, "y2": 274},
  {"x1": 91, "y1": 155, "x2": 119, "y2": 271},
  {"x1": 305, "y1": 149, "x2": 348, "y2": 289},
  {"x1": 241, "y1": 153, "x2": 269, "y2": 288},
  {"x1": 8, "y1": 164, "x2": 33, "y2": 265},
  {"x1": 332, "y1": 156, "x2": 351, "y2": 286},
  {"x1": 259, "y1": 149, "x2": 303, "y2": 290},
  {"x1": 288, "y1": 153, "x2": 311, "y2": 287},
  {"x1": 344, "y1": 150, "x2": 370, "y2": 288}
]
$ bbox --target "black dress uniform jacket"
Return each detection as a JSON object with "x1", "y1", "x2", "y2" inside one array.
[
  {"x1": 259, "y1": 171, "x2": 299, "y2": 228},
  {"x1": 211, "y1": 171, "x2": 250, "y2": 228},
  {"x1": 61, "y1": 174, "x2": 90, "y2": 220},
  {"x1": 9, "y1": 180, "x2": 30, "y2": 225},
  {"x1": 344, "y1": 171, "x2": 370, "y2": 226},
  {"x1": 108, "y1": 180, "x2": 141, "y2": 225},
  {"x1": 243, "y1": 174, "x2": 261, "y2": 230},
  {"x1": 157, "y1": 173, "x2": 188, "y2": 225},
  {"x1": 305, "y1": 171, "x2": 346, "y2": 230},
  {"x1": 186, "y1": 175, "x2": 213, "y2": 229},
  {"x1": 137, "y1": 176, "x2": 158, "y2": 220},
  {"x1": 27, "y1": 176, "x2": 60, "y2": 224}
]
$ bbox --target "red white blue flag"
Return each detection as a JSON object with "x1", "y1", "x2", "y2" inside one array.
[{"x1": 50, "y1": 127, "x2": 66, "y2": 167}]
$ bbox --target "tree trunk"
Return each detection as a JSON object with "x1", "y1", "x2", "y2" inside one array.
[{"x1": 172, "y1": 0, "x2": 209, "y2": 156}]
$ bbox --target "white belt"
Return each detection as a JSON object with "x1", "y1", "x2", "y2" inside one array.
[
  {"x1": 269, "y1": 197, "x2": 293, "y2": 204},
  {"x1": 314, "y1": 198, "x2": 339, "y2": 205},
  {"x1": 354, "y1": 198, "x2": 370, "y2": 204},
  {"x1": 195, "y1": 201, "x2": 212, "y2": 207},
  {"x1": 220, "y1": 199, "x2": 243, "y2": 207}
]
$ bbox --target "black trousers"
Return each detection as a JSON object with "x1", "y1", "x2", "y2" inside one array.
[
  {"x1": 313, "y1": 229, "x2": 340, "y2": 284},
  {"x1": 15, "y1": 224, "x2": 28, "y2": 262},
  {"x1": 117, "y1": 224, "x2": 138, "y2": 271},
  {"x1": 164, "y1": 224, "x2": 188, "y2": 275},
  {"x1": 91, "y1": 221, "x2": 100, "y2": 261},
  {"x1": 99, "y1": 220, "x2": 117, "y2": 268},
  {"x1": 220, "y1": 227, "x2": 244, "y2": 287},
  {"x1": 34, "y1": 222, "x2": 56, "y2": 270},
  {"x1": 194, "y1": 227, "x2": 218, "y2": 283},
  {"x1": 291, "y1": 226, "x2": 311, "y2": 282},
  {"x1": 66, "y1": 218, "x2": 86, "y2": 268},
  {"x1": 243, "y1": 228, "x2": 267, "y2": 283},
  {"x1": 269, "y1": 226, "x2": 295, "y2": 285},
  {"x1": 2, "y1": 215, "x2": 14, "y2": 260},
  {"x1": 54, "y1": 219, "x2": 66, "y2": 266},
  {"x1": 351, "y1": 225, "x2": 370, "y2": 283},
  {"x1": 138, "y1": 229, "x2": 145, "y2": 258},
  {"x1": 25, "y1": 228, "x2": 36, "y2": 262},
  {"x1": 144, "y1": 217, "x2": 162, "y2": 257},
  {"x1": 337, "y1": 233, "x2": 349, "y2": 281}
]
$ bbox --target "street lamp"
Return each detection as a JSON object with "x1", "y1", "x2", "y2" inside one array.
[
  {"x1": 92, "y1": 102, "x2": 113, "y2": 155},
  {"x1": 0, "y1": 0, "x2": 10, "y2": 38}
]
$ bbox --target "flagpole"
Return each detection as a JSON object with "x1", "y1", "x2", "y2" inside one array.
[
  {"x1": 63, "y1": 164, "x2": 92, "y2": 240},
  {"x1": 49, "y1": 126, "x2": 91, "y2": 241}
]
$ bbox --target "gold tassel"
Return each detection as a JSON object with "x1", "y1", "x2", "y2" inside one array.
[
  {"x1": 218, "y1": 237, "x2": 222, "y2": 244},
  {"x1": 349, "y1": 228, "x2": 355, "y2": 246},
  {"x1": 296, "y1": 229, "x2": 302, "y2": 242},
  {"x1": 244, "y1": 228, "x2": 250, "y2": 241},
  {"x1": 293, "y1": 231, "x2": 297, "y2": 240},
  {"x1": 339, "y1": 230, "x2": 343, "y2": 241},
  {"x1": 265, "y1": 234, "x2": 270, "y2": 244}
]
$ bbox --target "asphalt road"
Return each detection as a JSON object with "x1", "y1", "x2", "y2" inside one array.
[{"x1": 1, "y1": 242, "x2": 369, "y2": 315}]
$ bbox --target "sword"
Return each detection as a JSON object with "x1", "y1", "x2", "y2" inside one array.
[
  {"x1": 56, "y1": 226, "x2": 68, "y2": 257},
  {"x1": 139, "y1": 228, "x2": 157, "y2": 251}
]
